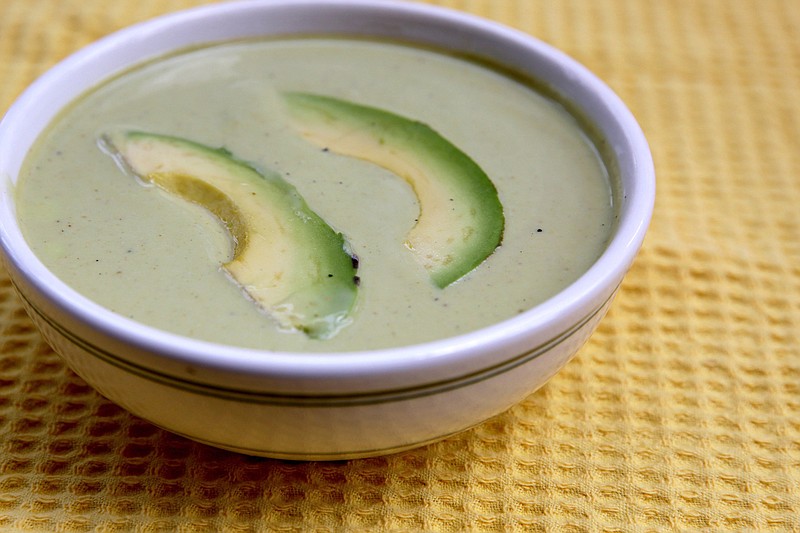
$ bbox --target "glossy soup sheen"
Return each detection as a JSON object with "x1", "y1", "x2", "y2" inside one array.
[{"x1": 16, "y1": 38, "x2": 615, "y2": 352}]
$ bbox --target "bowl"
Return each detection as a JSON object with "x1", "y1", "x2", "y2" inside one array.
[{"x1": 0, "y1": 0, "x2": 654, "y2": 460}]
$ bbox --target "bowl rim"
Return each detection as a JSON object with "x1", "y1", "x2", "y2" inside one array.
[{"x1": 0, "y1": 0, "x2": 655, "y2": 391}]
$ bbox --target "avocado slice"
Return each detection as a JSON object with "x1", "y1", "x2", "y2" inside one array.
[
  {"x1": 282, "y1": 92, "x2": 504, "y2": 288},
  {"x1": 102, "y1": 131, "x2": 358, "y2": 339}
]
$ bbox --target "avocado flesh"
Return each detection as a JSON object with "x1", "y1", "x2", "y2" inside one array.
[
  {"x1": 103, "y1": 131, "x2": 358, "y2": 339},
  {"x1": 283, "y1": 92, "x2": 504, "y2": 288}
]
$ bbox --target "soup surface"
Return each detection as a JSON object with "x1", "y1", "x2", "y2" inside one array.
[{"x1": 16, "y1": 38, "x2": 614, "y2": 351}]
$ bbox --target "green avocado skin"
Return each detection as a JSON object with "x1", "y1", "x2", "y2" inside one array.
[
  {"x1": 106, "y1": 130, "x2": 358, "y2": 340},
  {"x1": 283, "y1": 92, "x2": 504, "y2": 288}
]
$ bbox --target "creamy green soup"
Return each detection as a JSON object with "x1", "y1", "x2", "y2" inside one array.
[{"x1": 16, "y1": 38, "x2": 615, "y2": 351}]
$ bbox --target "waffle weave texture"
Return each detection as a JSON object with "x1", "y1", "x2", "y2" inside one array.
[{"x1": 1, "y1": 0, "x2": 799, "y2": 531}]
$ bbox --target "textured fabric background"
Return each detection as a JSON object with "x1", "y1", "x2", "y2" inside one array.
[{"x1": 1, "y1": 0, "x2": 798, "y2": 531}]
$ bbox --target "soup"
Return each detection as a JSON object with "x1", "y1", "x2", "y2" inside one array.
[{"x1": 15, "y1": 37, "x2": 614, "y2": 351}]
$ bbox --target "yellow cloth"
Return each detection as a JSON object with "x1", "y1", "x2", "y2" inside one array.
[{"x1": 1, "y1": 0, "x2": 798, "y2": 530}]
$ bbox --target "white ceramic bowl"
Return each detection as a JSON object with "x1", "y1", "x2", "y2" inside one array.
[{"x1": 0, "y1": 0, "x2": 654, "y2": 459}]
